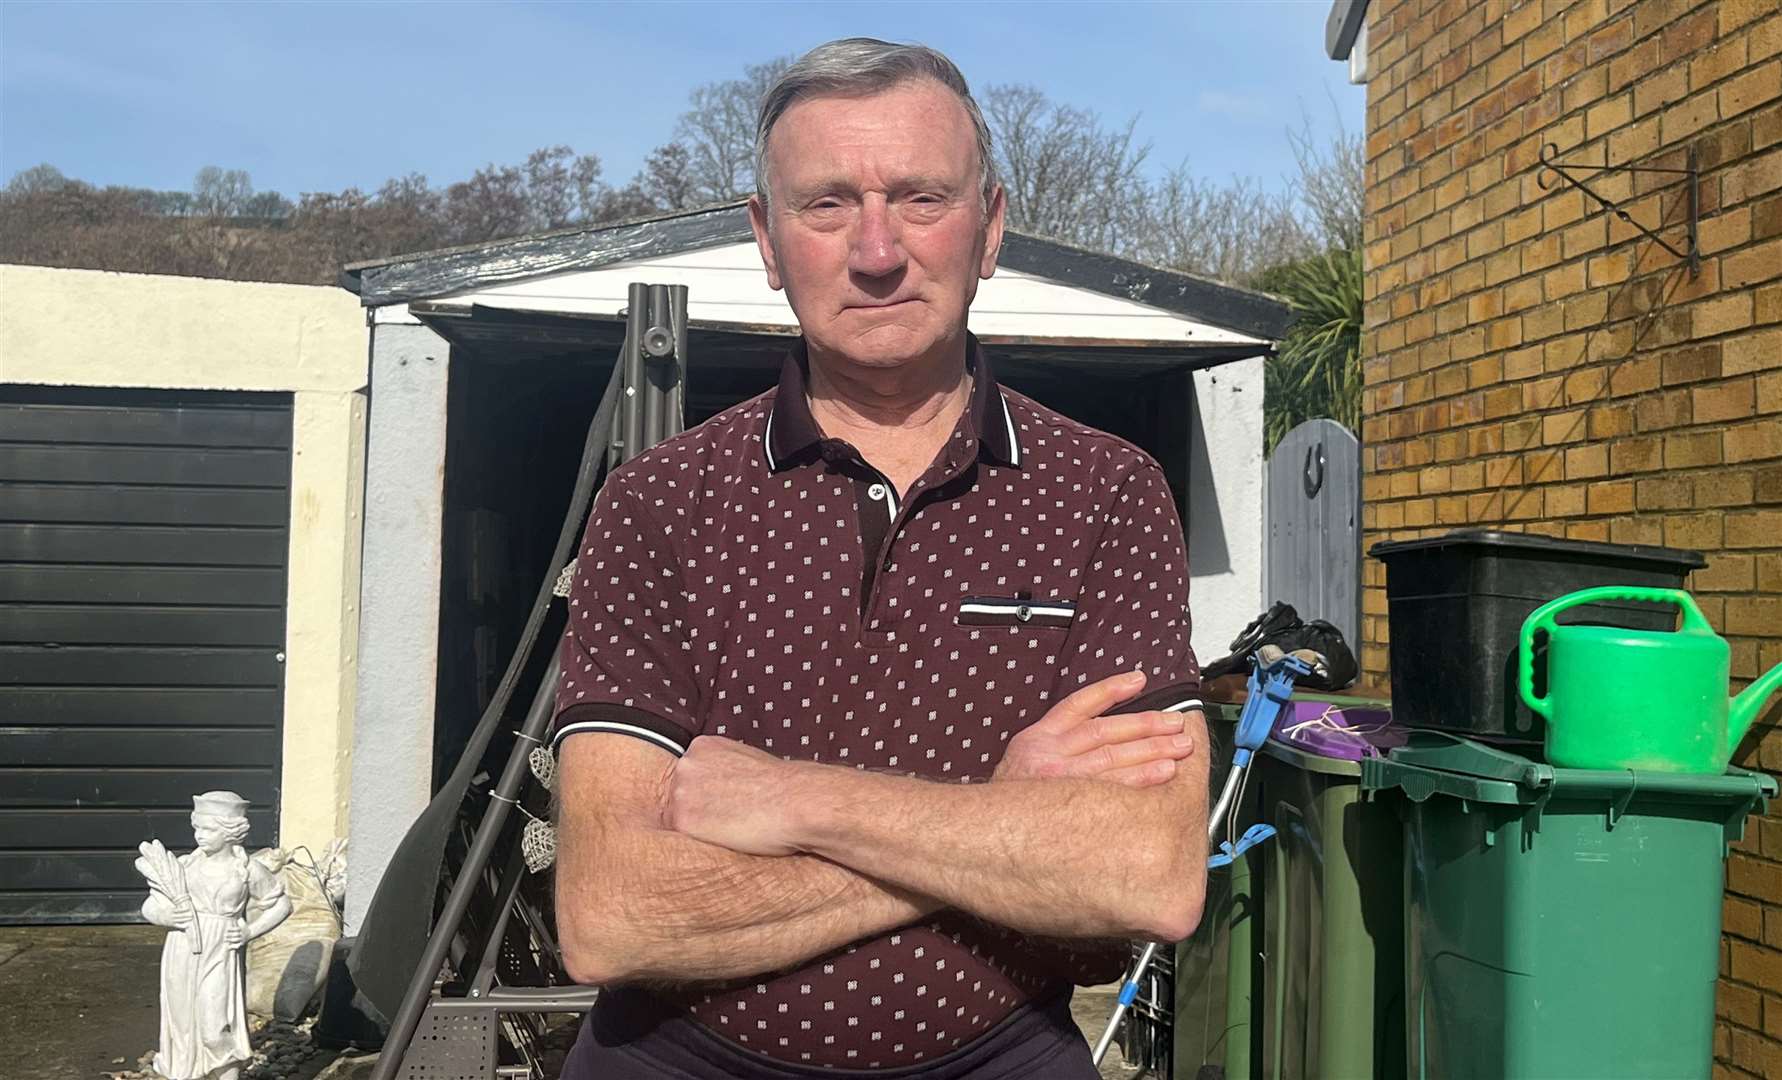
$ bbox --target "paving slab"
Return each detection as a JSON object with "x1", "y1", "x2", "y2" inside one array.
[
  {"x1": 1072, "y1": 982, "x2": 1149, "y2": 1080},
  {"x1": 0, "y1": 925, "x2": 164, "y2": 1080},
  {"x1": 0, "y1": 934, "x2": 1150, "y2": 1080}
]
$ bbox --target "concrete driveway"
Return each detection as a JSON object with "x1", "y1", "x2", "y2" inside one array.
[
  {"x1": 0, "y1": 925, "x2": 1150, "y2": 1080},
  {"x1": 0, "y1": 925, "x2": 164, "y2": 1080}
]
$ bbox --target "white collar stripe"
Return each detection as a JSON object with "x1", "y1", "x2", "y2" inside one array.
[{"x1": 999, "y1": 393, "x2": 1021, "y2": 466}]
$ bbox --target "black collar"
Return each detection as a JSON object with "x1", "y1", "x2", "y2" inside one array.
[{"x1": 763, "y1": 333, "x2": 1021, "y2": 473}]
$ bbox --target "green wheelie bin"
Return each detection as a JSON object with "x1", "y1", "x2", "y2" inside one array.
[
  {"x1": 1362, "y1": 734, "x2": 1776, "y2": 1080},
  {"x1": 1172, "y1": 703, "x2": 1254, "y2": 1077},
  {"x1": 1174, "y1": 702, "x2": 1406, "y2": 1080}
]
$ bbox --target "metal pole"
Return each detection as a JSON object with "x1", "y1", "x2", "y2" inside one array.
[
  {"x1": 668, "y1": 284, "x2": 689, "y2": 438},
  {"x1": 369, "y1": 665, "x2": 558, "y2": 1080},
  {"x1": 609, "y1": 306, "x2": 637, "y2": 474},
  {"x1": 368, "y1": 286, "x2": 688, "y2": 1080},
  {"x1": 642, "y1": 284, "x2": 669, "y2": 449},
  {"x1": 621, "y1": 283, "x2": 647, "y2": 460}
]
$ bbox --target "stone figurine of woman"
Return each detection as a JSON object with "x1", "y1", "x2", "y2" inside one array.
[{"x1": 138, "y1": 792, "x2": 291, "y2": 1080}]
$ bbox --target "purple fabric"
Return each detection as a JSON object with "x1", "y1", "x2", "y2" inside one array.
[{"x1": 1270, "y1": 701, "x2": 1403, "y2": 760}]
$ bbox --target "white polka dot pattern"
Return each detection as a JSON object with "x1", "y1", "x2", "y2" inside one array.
[{"x1": 552, "y1": 364, "x2": 1199, "y2": 1069}]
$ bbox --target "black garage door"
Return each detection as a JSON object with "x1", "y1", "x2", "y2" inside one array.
[{"x1": 0, "y1": 386, "x2": 290, "y2": 923}]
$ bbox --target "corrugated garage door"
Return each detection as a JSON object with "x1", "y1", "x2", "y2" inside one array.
[{"x1": 0, "y1": 386, "x2": 290, "y2": 923}]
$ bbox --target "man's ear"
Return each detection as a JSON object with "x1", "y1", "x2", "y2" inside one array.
[
  {"x1": 979, "y1": 183, "x2": 1006, "y2": 280},
  {"x1": 748, "y1": 194, "x2": 783, "y2": 292}
]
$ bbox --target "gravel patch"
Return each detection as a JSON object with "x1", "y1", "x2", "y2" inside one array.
[{"x1": 106, "y1": 1017, "x2": 333, "y2": 1080}]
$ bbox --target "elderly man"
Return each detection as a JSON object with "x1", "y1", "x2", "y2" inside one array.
[{"x1": 551, "y1": 38, "x2": 1209, "y2": 1079}]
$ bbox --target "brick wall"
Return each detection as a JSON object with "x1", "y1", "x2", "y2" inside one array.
[{"x1": 1357, "y1": 0, "x2": 1781, "y2": 1072}]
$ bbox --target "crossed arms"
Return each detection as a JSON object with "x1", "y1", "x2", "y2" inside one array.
[{"x1": 555, "y1": 670, "x2": 1209, "y2": 986}]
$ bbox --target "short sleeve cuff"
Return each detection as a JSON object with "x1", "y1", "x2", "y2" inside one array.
[
  {"x1": 551, "y1": 703, "x2": 695, "y2": 758},
  {"x1": 1119, "y1": 680, "x2": 1205, "y2": 716}
]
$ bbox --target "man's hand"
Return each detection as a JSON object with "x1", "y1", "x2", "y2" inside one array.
[
  {"x1": 663, "y1": 737, "x2": 804, "y2": 856},
  {"x1": 666, "y1": 671, "x2": 1197, "y2": 856},
  {"x1": 995, "y1": 670, "x2": 1195, "y2": 787}
]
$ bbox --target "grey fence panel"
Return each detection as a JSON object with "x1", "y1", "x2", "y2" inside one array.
[{"x1": 1264, "y1": 419, "x2": 1361, "y2": 649}]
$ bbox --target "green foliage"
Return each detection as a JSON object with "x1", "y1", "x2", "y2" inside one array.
[{"x1": 1263, "y1": 246, "x2": 1363, "y2": 455}]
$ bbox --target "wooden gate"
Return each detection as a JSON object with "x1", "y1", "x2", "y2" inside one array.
[{"x1": 1264, "y1": 419, "x2": 1361, "y2": 649}]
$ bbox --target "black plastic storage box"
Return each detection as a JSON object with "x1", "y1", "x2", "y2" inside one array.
[{"x1": 1369, "y1": 529, "x2": 1704, "y2": 741}]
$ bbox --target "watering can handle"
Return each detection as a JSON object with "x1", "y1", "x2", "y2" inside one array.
[{"x1": 1518, "y1": 586, "x2": 1706, "y2": 720}]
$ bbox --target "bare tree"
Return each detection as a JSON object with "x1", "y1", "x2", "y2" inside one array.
[
  {"x1": 286, "y1": 173, "x2": 452, "y2": 278},
  {"x1": 5, "y1": 163, "x2": 74, "y2": 196},
  {"x1": 1126, "y1": 166, "x2": 1316, "y2": 285},
  {"x1": 639, "y1": 142, "x2": 700, "y2": 211},
  {"x1": 442, "y1": 146, "x2": 606, "y2": 242},
  {"x1": 522, "y1": 145, "x2": 605, "y2": 228},
  {"x1": 1289, "y1": 116, "x2": 1363, "y2": 252},
  {"x1": 443, "y1": 163, "x2": 531, "y2": 244},
  {"x1": 675, "y1": 56, "x2": 792, "y2": 202},
  {"x1": 191, "y1": 166, "x2": 256, "y2": 218},
  {"x1": 984, "y1": 84, "x2": 1152, "y2": 253},
  {"x1": 240, "y1": 191, "x2": 294, "y2": 220},
  {"x1": 980, "y1": 84, "x2": 1320, "y2": 284},
  {"x1": 369, "y1": 173, "x2": 447, "y2": 250}
]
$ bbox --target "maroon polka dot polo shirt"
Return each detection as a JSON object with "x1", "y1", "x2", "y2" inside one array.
[{"x1": 553, "y1": 336, "x2": 1202, "y2": 1069}]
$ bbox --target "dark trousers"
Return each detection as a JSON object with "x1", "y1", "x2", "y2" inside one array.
[{"x1": 560, "y1": 987, "x2": 1100, "y2": 1079}]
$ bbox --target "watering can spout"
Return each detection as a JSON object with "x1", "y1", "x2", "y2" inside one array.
[{"x1": 1731, "y1": 663, "x2": 1782, "y2": 751}]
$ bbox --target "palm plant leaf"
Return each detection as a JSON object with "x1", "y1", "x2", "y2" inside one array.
[{"x1": 1264, "y1": 247, "x2": 1362, "y2": 454}]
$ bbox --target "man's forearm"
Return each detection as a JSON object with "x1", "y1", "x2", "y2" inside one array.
[
  {"x1": 559, "y1": 808, "x2": 937, "y2": 985},
  {"x1": 783, "y1": 763, "x2": 1206, "y2": 942}
]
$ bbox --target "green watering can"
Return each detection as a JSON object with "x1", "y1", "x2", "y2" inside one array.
[{"x1": 1519, "y1": 586, "x2": 1782, "y2": 773}]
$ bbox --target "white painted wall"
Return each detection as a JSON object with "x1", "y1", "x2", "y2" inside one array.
[
  {"x1": 447, "y1": 241, "x2": 1268, "y2": 347},
  {"x1": 344, "y1": 323, "x2": 451, "y2": 933},
  {"x1": 1186, "y1": 357, "x2": 1266, "y2": 665}
]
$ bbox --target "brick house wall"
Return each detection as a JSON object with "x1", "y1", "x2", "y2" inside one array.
[{"x1": 1355, "y1": 0, "x2": 1781, "y2": 1072}]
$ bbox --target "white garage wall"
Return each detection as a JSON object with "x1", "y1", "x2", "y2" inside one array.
[
  {"x1": 1187, "y1": 357, "x2": 1266, "y2": 667},
  {"x1": 446, "y1": 241, "x2": 1269, "y2": 348}
]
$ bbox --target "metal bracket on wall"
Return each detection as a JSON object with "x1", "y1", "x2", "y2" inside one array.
[{"x1": 1536, "y1": 143, "x2": 1700, "y2": 277}]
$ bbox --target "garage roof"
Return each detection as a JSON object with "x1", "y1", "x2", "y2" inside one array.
[{"x1": 341, "y1": 201, "x2": 1292, "y2": 345}]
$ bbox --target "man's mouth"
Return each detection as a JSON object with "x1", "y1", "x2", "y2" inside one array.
[{"x1": 847, "y1": 298, "x2": 918, "y2": 311}]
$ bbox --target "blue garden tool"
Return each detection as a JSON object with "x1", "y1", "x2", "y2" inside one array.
[{"x1": 1091, "y1": 653, "x2": 1314, "y2": 1065}]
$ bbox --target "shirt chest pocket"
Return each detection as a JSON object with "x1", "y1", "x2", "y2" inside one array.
[{"x1": 955, "y1": 595, "x2": 1076, "y2": 630}]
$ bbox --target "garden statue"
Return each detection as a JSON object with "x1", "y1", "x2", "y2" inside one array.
[{"x1": 137, "y1": 792, "x2": 292, "y2": 1080}]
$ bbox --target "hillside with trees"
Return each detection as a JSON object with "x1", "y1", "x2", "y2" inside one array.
[{"x1": 0, "y1": 57, "x2": 1362, "y2": 439}]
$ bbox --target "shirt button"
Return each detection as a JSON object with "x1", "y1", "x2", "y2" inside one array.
[{"x1": 868, "y1": 483, "x2": 887, "y2": 501}]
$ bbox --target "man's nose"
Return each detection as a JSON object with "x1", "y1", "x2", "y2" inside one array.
[{"x1": 848, "y1": 197, "x2": 905, "y2": 278}]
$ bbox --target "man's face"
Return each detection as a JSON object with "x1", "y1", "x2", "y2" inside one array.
[{"x1": 750, "y1": 78, "x2": 1005, "y2": 371}]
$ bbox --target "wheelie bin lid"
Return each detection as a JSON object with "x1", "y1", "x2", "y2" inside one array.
[{"x1": 1360, "y1": 732, "x2": 1776, "y2": 833}]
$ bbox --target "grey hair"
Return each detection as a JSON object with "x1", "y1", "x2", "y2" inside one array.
[{"x1": 754, "y1": 38, "x2": 997, "y2": 212}]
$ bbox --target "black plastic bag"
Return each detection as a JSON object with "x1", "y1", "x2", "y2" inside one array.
[{"x1": 1200, "y1": 602, "x2": 1358, "y2": 692}]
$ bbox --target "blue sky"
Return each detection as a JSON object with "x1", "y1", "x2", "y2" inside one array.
[{"x1": 1, "y1": 1, "x2": 1361, "y2": 201}]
